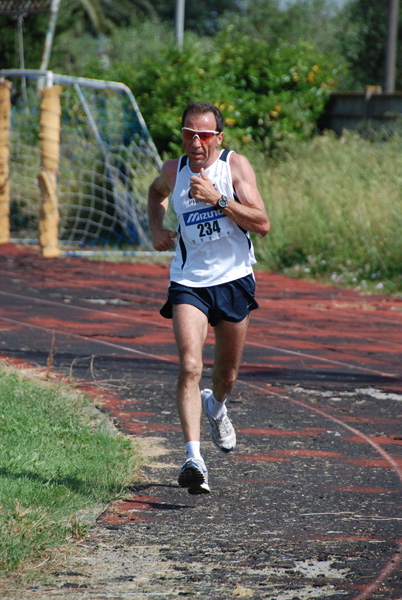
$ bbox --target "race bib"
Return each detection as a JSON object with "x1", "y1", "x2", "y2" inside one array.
[{"x1": 181, "y1": 206, "x2": 235, "y2": 245}]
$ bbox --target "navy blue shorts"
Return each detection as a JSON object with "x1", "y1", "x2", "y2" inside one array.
[{"x1": 160, "y1": 274, "x2": 259, "y2": 327}]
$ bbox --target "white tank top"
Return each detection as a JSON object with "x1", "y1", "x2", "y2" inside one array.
[{"x1": 169, "y1": 149, "x2": 256, "y2": 287}]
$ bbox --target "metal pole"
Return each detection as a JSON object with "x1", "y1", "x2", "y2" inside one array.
[
  {"x1": 17, "y1": 15, "x2": 25, "y2": 70},
  {"x1": 384, "y1": 0, "x2": 400, "y2": 92},
  {"x1": 175, "y1": 0, "x2": 185, "y2": 50},
  {"x1": 17, "y1": 15, "x2": 29, "y2": 107},
  {"x1": 39, "y1": 0, "x2": 61, "y2": 72}
]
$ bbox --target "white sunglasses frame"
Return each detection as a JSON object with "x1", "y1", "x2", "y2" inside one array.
[{"x1": 182, "y1": 127, "x2": 220, "y2": 141}]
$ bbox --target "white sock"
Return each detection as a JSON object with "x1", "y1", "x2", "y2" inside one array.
[
  {"x1": 185, "y1": 441, "x2": 202, "y2": 461},
  {"x1": 206, "y1": 391, "x2": 227, "y2": 420}
]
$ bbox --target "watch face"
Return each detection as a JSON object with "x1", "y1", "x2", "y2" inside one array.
[{"x1": 219, "y1": 195, "x2": 228, "y2": 208}]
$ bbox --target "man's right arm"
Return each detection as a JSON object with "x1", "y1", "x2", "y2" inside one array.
[{"x1": 148, "y1": 160, "x2": 178, "y2": 251}]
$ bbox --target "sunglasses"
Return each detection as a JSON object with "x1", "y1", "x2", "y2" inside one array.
[{"x1": 182, "y1": 128, "x2": 220, "y2": 143}]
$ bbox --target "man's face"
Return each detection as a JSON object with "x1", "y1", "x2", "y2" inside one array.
[{"x1": 182, "y1": 111, "x2": 224, "y2": 172}]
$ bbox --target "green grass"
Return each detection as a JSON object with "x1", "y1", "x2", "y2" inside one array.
[
  {"x1": 252, "y1": 130, "x2": 402, "y2": 294},
  {"x1": 0, "y1": 365, "x2": 140, "y2": 574}
]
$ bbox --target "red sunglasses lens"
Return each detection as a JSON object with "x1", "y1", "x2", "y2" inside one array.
[
  {"x1": 182, "y1": 130, "x2": 216, "y2": 143},
  {"x1": 198, "y1": 132, "x2": 215, "y2": 142}
]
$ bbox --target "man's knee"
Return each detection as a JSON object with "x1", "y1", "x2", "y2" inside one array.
[
  {"x1": 213, "y1": 367, "x2": 237, "y2": 391},
  {"x1": 178, "y1": 355, "x2": 203, "y2": 382}
]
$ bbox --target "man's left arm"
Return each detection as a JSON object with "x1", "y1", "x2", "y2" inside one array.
[{"x1": 224, "y1": 153, "x2": 270, "y2": 236}]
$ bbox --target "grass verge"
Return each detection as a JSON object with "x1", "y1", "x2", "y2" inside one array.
[
  {"x1": 252, "y1": 129, "x2": 402, "y2": 294},
  {"x1": 0, "y1": 364, "x2": 140, "y2": 577}
]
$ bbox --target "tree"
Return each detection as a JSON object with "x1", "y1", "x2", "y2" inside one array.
[
  {"x1": 76, "y1": 0, "x2": 159, "y2": 33},
  {"x1": 153, "y1": 0, "x2": 241, "y2": 35},
  {"x1": 338, "y1": 0, "x2": 402, "y2": 90},
  {"x1": 218, "y1": 0, "x2": 347, "y2": 51},
  {"x1": 0, "y1": 11, "x2": 49, "y2": 69},
  {"x1": 0, "y1": 0, "x2": 160, "y2": 69}
]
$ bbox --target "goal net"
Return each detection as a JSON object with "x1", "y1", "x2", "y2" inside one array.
[{"x1": 2, "y1": 69, "x2": 169, "y2": 253}]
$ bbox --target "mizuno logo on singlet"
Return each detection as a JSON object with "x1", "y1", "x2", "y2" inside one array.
[{"x1": 184, "y1": 207, "x2": 225, "y2": 225}]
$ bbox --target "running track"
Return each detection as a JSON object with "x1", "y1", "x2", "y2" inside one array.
[{"x1": 0, "y1": 243, "x2": 401, "y2": 599}]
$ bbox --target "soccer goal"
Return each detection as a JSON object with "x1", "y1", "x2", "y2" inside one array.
[{"x1": 0, "y1": 69, "x2": 169, "y2": 255}]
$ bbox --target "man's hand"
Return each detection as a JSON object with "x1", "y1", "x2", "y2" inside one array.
[
  {"x1": 151, "y1": 229, "x2": 177, "y2": 252},
  {"x1": 189, "y1": 168, "x2": 221, "y2": 206}
]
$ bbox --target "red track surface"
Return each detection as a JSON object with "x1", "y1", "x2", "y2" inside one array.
[{"x1": 1, "y1": 243, "x2": 401, "y2": 599}]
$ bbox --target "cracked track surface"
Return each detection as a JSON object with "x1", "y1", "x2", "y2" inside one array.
[{"x1": 0, "y1": 245, "x2": 401, "y2": 599}]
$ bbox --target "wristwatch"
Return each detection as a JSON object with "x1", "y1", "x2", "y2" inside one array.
[{"x1": 216, "y1": 194, "x2": 228, "y2": 209}]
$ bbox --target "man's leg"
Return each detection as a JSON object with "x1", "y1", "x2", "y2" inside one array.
[
  {"x1": 173, "y1": 303, "x2": 211, "y2": 493},
  {"x1": 172, "y1": 303, "x2": 208, "y2": 443},
  {"x1": 201, "y1": 315, "x2": 250, "y2": 452},
  {"x1": 212, "y1": 315, "x2": 250, "y2": 402}
]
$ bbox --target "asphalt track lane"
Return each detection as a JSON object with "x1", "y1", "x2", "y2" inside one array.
[
  {"x1": 0, "y1": 287, "x2": 400, "y2": 382},
  {"x1": 1, "y1": 276, "x2": 401, "y2": 384},
  {"x1": 1, "y1": 244, "x2": 402, "y2": 599}
]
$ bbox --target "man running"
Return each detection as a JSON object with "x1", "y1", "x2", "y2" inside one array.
[{"x1": 148, "y1": 101, "x2": 270, "y2": 494}]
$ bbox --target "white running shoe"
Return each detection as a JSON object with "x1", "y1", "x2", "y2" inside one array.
[
  {"x1": 201, "y1": 389, "x2": 236, "y2": 453},
  {"x1": 177, "y1": 458, "x2": 210, "y2": 494}
]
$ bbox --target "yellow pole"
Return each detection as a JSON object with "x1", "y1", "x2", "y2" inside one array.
[
  {"x1": 0, "y1": 80, "x2": 12, "y2": 245},
  {"x1": 38, "y1": 84, "x2": 62, "y2": 258}
]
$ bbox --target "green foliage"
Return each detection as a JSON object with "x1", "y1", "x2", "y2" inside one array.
[
  {"x1": 219, "y1": 0, "x2": 346, "y2": 53},
  {"x1": 0, "y1": 368, "x2": 138, "y2": 572},
  {"x1": 150, "y1": 0, "x2": 241, "y2": 35},
  {"x1": 91, "y1": 22, "x2": 344, "y2": 157},
  {"x1": 0, "y1": 13, "x2": 49, "y2": 69},
  {"x1": 1, "y1": 0, "x2": 399, "y2": 94},
  {"x1": 212, "y1": 28, "x2": 341, "y2": 154}
]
